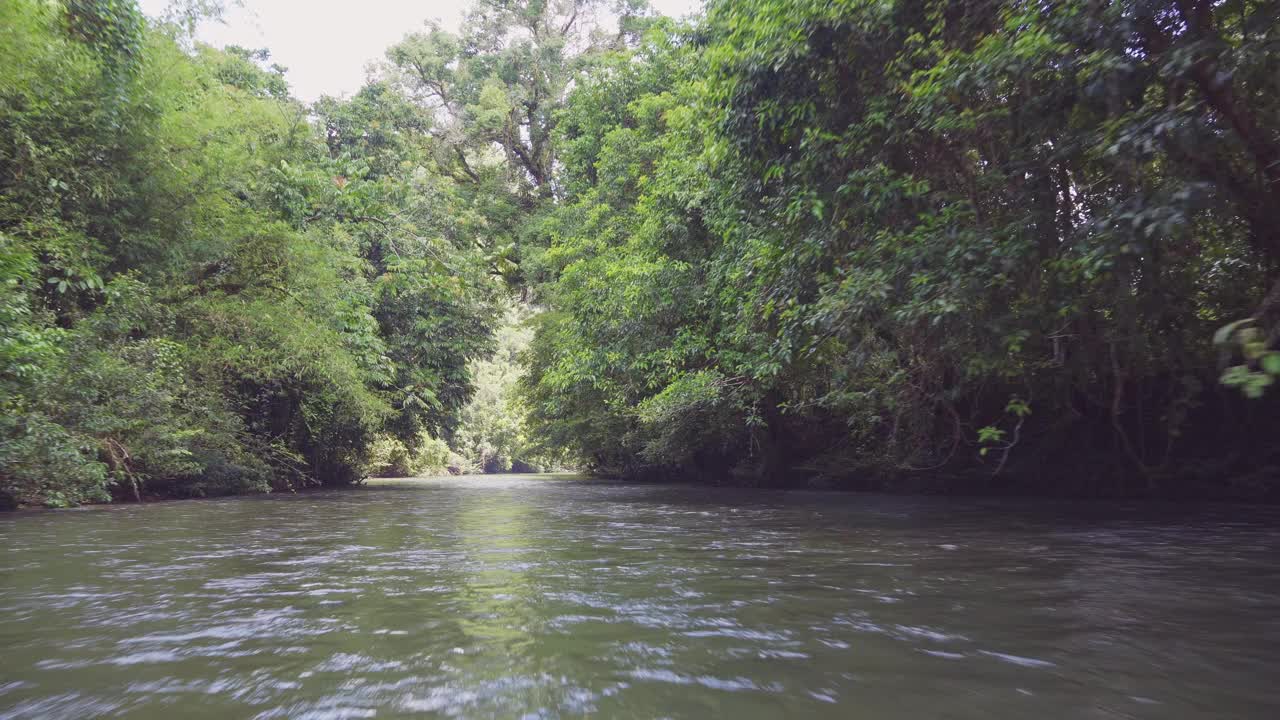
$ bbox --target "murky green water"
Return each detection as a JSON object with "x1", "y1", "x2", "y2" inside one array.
[{"x1": 3, "y1": 475, "x2": 1280, "y2": 718}]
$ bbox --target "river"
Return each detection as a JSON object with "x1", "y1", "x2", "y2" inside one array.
[{"x1": 2, "y1": 475, "x2": 1279, "y2": 718}]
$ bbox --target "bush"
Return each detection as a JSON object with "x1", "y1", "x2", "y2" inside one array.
[
  {"x1": 0, "y1": 413, "x2": 109, "y2": 507},
  {"x1": 157, "y1": 451, "x2": 272, "y2": 499},
  {"x1": 364, "y1": 433, "x2": 452, "y2": 477}
]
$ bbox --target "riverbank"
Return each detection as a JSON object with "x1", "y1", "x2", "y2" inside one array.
[
  {"x1": 8, "y1": 460, "x2": 1280, "y2": 512},
  {"x1": 0, "y1": 472, "x2": 586, "y2": 511},
  {"x1": 601, "y1": 460, "x2": 1280, "y2": 503}
]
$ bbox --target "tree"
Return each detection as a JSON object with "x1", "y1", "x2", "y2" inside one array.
[
  {"x1": 0, "y1": 0, "x2": 502, "y2": 505},
  {"x1": 519, "y1": 0, "x2": 1280, "y2": 496}
]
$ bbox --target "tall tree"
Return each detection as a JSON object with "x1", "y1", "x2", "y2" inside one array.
[{"x1": 388, "y1": 0, "x2": 650, "y2": 197}]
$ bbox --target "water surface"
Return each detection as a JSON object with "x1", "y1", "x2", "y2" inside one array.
[{"x1": 3, "y1": 475, "x2": 1279, "y2": 718}]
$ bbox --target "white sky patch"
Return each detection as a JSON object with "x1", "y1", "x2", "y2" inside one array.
[{"x1": 138, "y1": 0, "x2": 703, "y2": 102}]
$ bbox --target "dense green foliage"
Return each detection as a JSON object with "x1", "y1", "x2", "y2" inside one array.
[
  {"x1": 0, "y1": 0, "x2": 499, "y2": 506},
  {"x1": 520, "y1": 0, "x2": 1280, "y2": 496},
  {"x1": 451, "y1": 303, "x2": 573, "y2": 474},
  {"x1": 5, "y1": 0, "x2": 1279, "y2": 504}
]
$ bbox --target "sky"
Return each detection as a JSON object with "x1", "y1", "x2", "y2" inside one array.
[{"x1": 138, "y1": 0, "x2": 703, "y2": 102}]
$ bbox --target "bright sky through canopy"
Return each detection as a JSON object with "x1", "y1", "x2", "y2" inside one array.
[{"x1": 138, "y1": 0, "x2": 702, "y2": 102}]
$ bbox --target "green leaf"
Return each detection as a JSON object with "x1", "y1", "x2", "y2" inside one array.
[
  {"x1": 1213, "y1": 319, "x2": 1252, "y2": 346},
  {"x1": 977, "y1": 425, "x2": 1005, "y2": 444},
  {"x1": 1261, "y1": 352, "x2": 1280, "y2": 376},
  {"x1": 1221, "y1": 365, "x2": 1250, "y2": 386},
  {"x1": 1005, "y1": 397, "x2": 1031, "y2": 417}
]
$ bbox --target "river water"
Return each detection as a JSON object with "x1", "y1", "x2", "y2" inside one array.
[{"x1": 2, "y1": 475, "x2": 1279, "y2": 718}]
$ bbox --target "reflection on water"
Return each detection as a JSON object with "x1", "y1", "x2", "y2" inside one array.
[{"x1": 3, "y1": 475, "x2": 1280, "y2": 718}]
